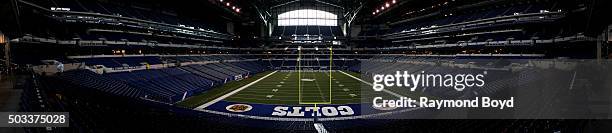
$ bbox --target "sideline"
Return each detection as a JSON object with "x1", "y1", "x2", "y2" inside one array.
[{"x1": 194, "y1": 70, "x2": 278, "y2": 110}]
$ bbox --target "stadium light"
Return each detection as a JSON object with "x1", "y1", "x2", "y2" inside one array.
[
  {"x1": 217, "y1": 0, "x2": 240, "y2": 13},
  {"x1": 374, "y1": 0, "x2": 399, "y2": 16},
  {"x1": 0, "y1": 33, "x2": 5, "y2": 44}
]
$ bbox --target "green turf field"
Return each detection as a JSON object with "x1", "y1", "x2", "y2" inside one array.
[
  {"x1": 176, "y1": 71, "x2": 274, "y2": 108},
  {"x1": 225, "y1": 71, "x2": 396, "y2": 105},
  {"x1": 177, "y1": 70, "x2": 399, "y2": 108},
  {"x1": 225, "y1": 71, "x2": 349, "y2": 105}
]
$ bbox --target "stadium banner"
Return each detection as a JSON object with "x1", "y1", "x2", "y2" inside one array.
[{"x1": 360, "y1": 59, "x2": 612, "y2": 119}]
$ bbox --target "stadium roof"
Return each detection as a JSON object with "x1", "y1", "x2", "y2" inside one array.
[{"x1": 253, "y1": 0, "x2": 363, "y2": 9}]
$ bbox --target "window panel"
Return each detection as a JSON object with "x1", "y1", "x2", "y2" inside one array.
[{"x1": 277, "y1": 9, "x2": 337, "y2": 26}]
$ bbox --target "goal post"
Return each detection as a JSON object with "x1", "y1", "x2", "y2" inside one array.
[{"x1": 298, "y1": 46, "x2": 333, "y2": 105}]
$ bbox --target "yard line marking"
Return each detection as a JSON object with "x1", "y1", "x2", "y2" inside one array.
[
  {"x1": 194, "y1": 70, "x2": 278, "y2": 110},
  {"x1": 312, "y1": 72, "x2": 327, "y2": 103},
  {"x1": 338, "y1": 71, "x2": 404, "y2": 98},
  {"x1": 569, "y1": 71, "x2": 576, "y2": 90},
  {"x1": 339, "y1": 70, "x2": 427, "y2": 114}
]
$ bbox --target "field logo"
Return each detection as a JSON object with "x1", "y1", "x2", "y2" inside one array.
[
  {"x1": 226, "y1": 104, "x2": 253, "y2": 113},
  {"x1": 272, "y1": 106, "x2": 355, "y2": 117},
  {"x1": 234, "y1": 75, "x2": 244, "y2": 81}
]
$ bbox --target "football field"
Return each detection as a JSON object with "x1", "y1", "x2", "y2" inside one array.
[
  {"x1": 178, "y1": 70, "x2": 400, "y2": 108},
  {"x1": 225, "y1": 71, "x2": 366, "y2": 105}
]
